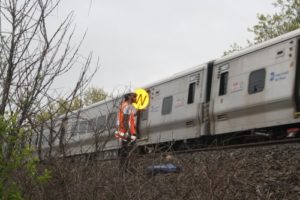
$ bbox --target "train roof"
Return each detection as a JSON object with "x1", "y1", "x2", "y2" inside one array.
[
  {"x1": 215, "y1": 28, "x2": 300, "y2": 65},
  {"x1": 71, "y1": 63, "x2": 209, "y2": 114},
  {"x1": 140, "y1": 63, "x2": 208, "y2": 89},
  {"x1": 75, "y1": 96, "x2": 121, "y2": 113},
  {"x1": 53, "y1": 96, "x2": 121, "y2": 120}
]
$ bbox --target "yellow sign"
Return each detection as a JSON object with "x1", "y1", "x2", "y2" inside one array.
[{"x1": 133, "y1": 88, "x2": 150, "y2": 110}]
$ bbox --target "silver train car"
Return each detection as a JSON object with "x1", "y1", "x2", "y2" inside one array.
[{"x1": 36, "y1": 29, "x2": 300, "y2": 158}]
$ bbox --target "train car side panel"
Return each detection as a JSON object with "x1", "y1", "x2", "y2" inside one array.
[
  {"x1": 138, "y1": 70, "x2": 205, "y2": 145},
  {"x1": 211, "y1": 37, "x2": 300, "y2": 134}
]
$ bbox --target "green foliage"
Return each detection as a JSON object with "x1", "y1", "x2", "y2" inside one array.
[
  {"x1": 83, "y1": 86, "x2": 107, "y2": 106},
  {"x1": 36, "y1": 97, "x2": 82, "y2": 122},
  {"x1": 0, "y1": 115, "x2": 51, "y2": 200},
  {"x1": 223, "y1": 42, "x2": 244, "y2": 56},
  {"x1": 224, "y1": 0, "x2": 300, "y2": 55},
  {"x1": 56, "y1": 97, "x2": 83, "y2": 115},
  {"x1": 249, "y1": 0, "x2": 300, "y2": 44},
  {"x1": 37, "y1": 86, "x2": 107, "y2": 122}
]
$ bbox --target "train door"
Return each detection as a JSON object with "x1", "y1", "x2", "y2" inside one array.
[
  {"x1": 136, "y1": 90, "x2": 150, "y2": 140},
  {"x1": 187, "y1": 72, "x2": 202, "y2": 117},
  {"x1": 184, "y1": 71, "x2": 204, "y2": 138},
  {"x1": 295, "y1": 38, "x2": 300, "y2": 115},
  {"x1": 211, "y1": 62, "x2": 231, "y2": 135}
]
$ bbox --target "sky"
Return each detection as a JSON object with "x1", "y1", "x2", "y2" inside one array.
[{"x1": 52, "y1": 0, "x2": 275, "y2": 95}]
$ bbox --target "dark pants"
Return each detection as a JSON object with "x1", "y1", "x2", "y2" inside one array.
[{"x1": 118, "y1": 140, "x2": 133, "y2": 172}]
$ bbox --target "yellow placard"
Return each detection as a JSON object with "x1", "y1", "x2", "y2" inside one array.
[{"x1": 132, "y1": 88, "x2": 149, "y2": 110}]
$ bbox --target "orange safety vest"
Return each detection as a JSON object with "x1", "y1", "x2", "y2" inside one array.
[{"x1": 118, "y1": 101, "x2": 136, "y2": 135}]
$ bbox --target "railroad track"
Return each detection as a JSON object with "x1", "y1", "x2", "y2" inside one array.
[
  {"x1": 127, "y1": 137, "x2": 300, "y2": 160},
  {"x1": 72, "y1": 137, "x2": 300, "y2": 162},
  {"x1": 173, "y1": 137, "x2": 300, "y2": 155}
]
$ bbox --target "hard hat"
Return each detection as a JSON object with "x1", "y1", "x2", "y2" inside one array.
[
  {"x1": 126, "y1": 88, "x2": 135, "y2": 94},
  {"x1": 124, "y1": 88, "x2": 136, "y2": 98}
]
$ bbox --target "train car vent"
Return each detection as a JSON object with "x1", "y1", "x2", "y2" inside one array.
[
  {"x1": 218, "y1": 64, "x2": 229, "y2": 78},
  {"x1": 196, "y1": 73, "x2": 200, "y2": 85},
  {"x1": 217, "y1": 114, "x2": 228, "y2": 121},
  {"x1": 276, "y1": 50, "x2": 284, "y2": 58},
  {"x1": 185, "y1": 120, "x2": 195, "y2": 127}
]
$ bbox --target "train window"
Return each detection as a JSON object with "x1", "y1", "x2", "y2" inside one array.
[
  {"x1": 219, "y1": 72, "x2": 228, "y2": 96},
  {"x1": 162, "y1": 96, "x2": 173, "y2": 115},
  {"x1": 248, "y1": 68, "x2": 266, "y2": 94},
  {"x1": 107, "y1": 113, "x2": 117, "y2": 129},
  {"x1": 88, "y1": 118, "x2": 97, "y2": 132},
  {"x1": 141, "y1": 108, "x2": 149, "y2": 121},
  {"x1": 70, "y1": 123, "x2": 77, "y2": 136},
  {"x1": 97, "y1": 115, "x2": 106, "y2": 131},
  {"x1": 42, "y1": 135, "x2": 48, "y2": 145},
  {"x1": 78, "y1": 121, "x2": 88, "y2": 134},
  {"x1": 187, "y1": 82, "x2": 196, "y2": 104}
]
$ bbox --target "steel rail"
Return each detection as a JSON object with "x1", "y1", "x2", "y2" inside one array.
[
  {"x1": 65, "y1": 137, "x2": 300, "y2": 162},
  {"x1": 131, "y1": 137, "x2": 300, "y2": 160}
]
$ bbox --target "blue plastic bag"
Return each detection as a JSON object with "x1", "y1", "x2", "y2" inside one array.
[{"x1": 146, "y1": 163, "x2": 180, "y2": 175}]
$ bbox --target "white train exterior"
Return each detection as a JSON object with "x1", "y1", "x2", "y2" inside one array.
[
  {"x1": 211, "y1": 30, "x2": 300, "y2": 136},
  {"x1": 36, "y1": 29, "x2": 300, "y2": 158}
]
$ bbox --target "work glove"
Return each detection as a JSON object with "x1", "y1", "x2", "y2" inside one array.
[
  {"x1": 130, "y1": 135, "x2": 136, "y2": 142},
  {"x1": 115, "y1": 131, "x2": 129, "y2": 142}
]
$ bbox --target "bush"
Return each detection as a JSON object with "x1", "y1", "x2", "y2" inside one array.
[{"x1": 0, "y1": 115, "x2": 51, "y2": 200}]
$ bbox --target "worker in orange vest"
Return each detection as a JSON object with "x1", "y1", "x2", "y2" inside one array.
[
  {"x1": 115, "y1": 92, "x2": 137, "y2": 143},
  {"x1": 115, "y1": 92, "x2": 137, "y2": 172}
]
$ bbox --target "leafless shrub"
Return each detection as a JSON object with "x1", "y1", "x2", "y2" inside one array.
[{"x1": 16, "y1": 143, "x2": 300, "y2": 200}]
